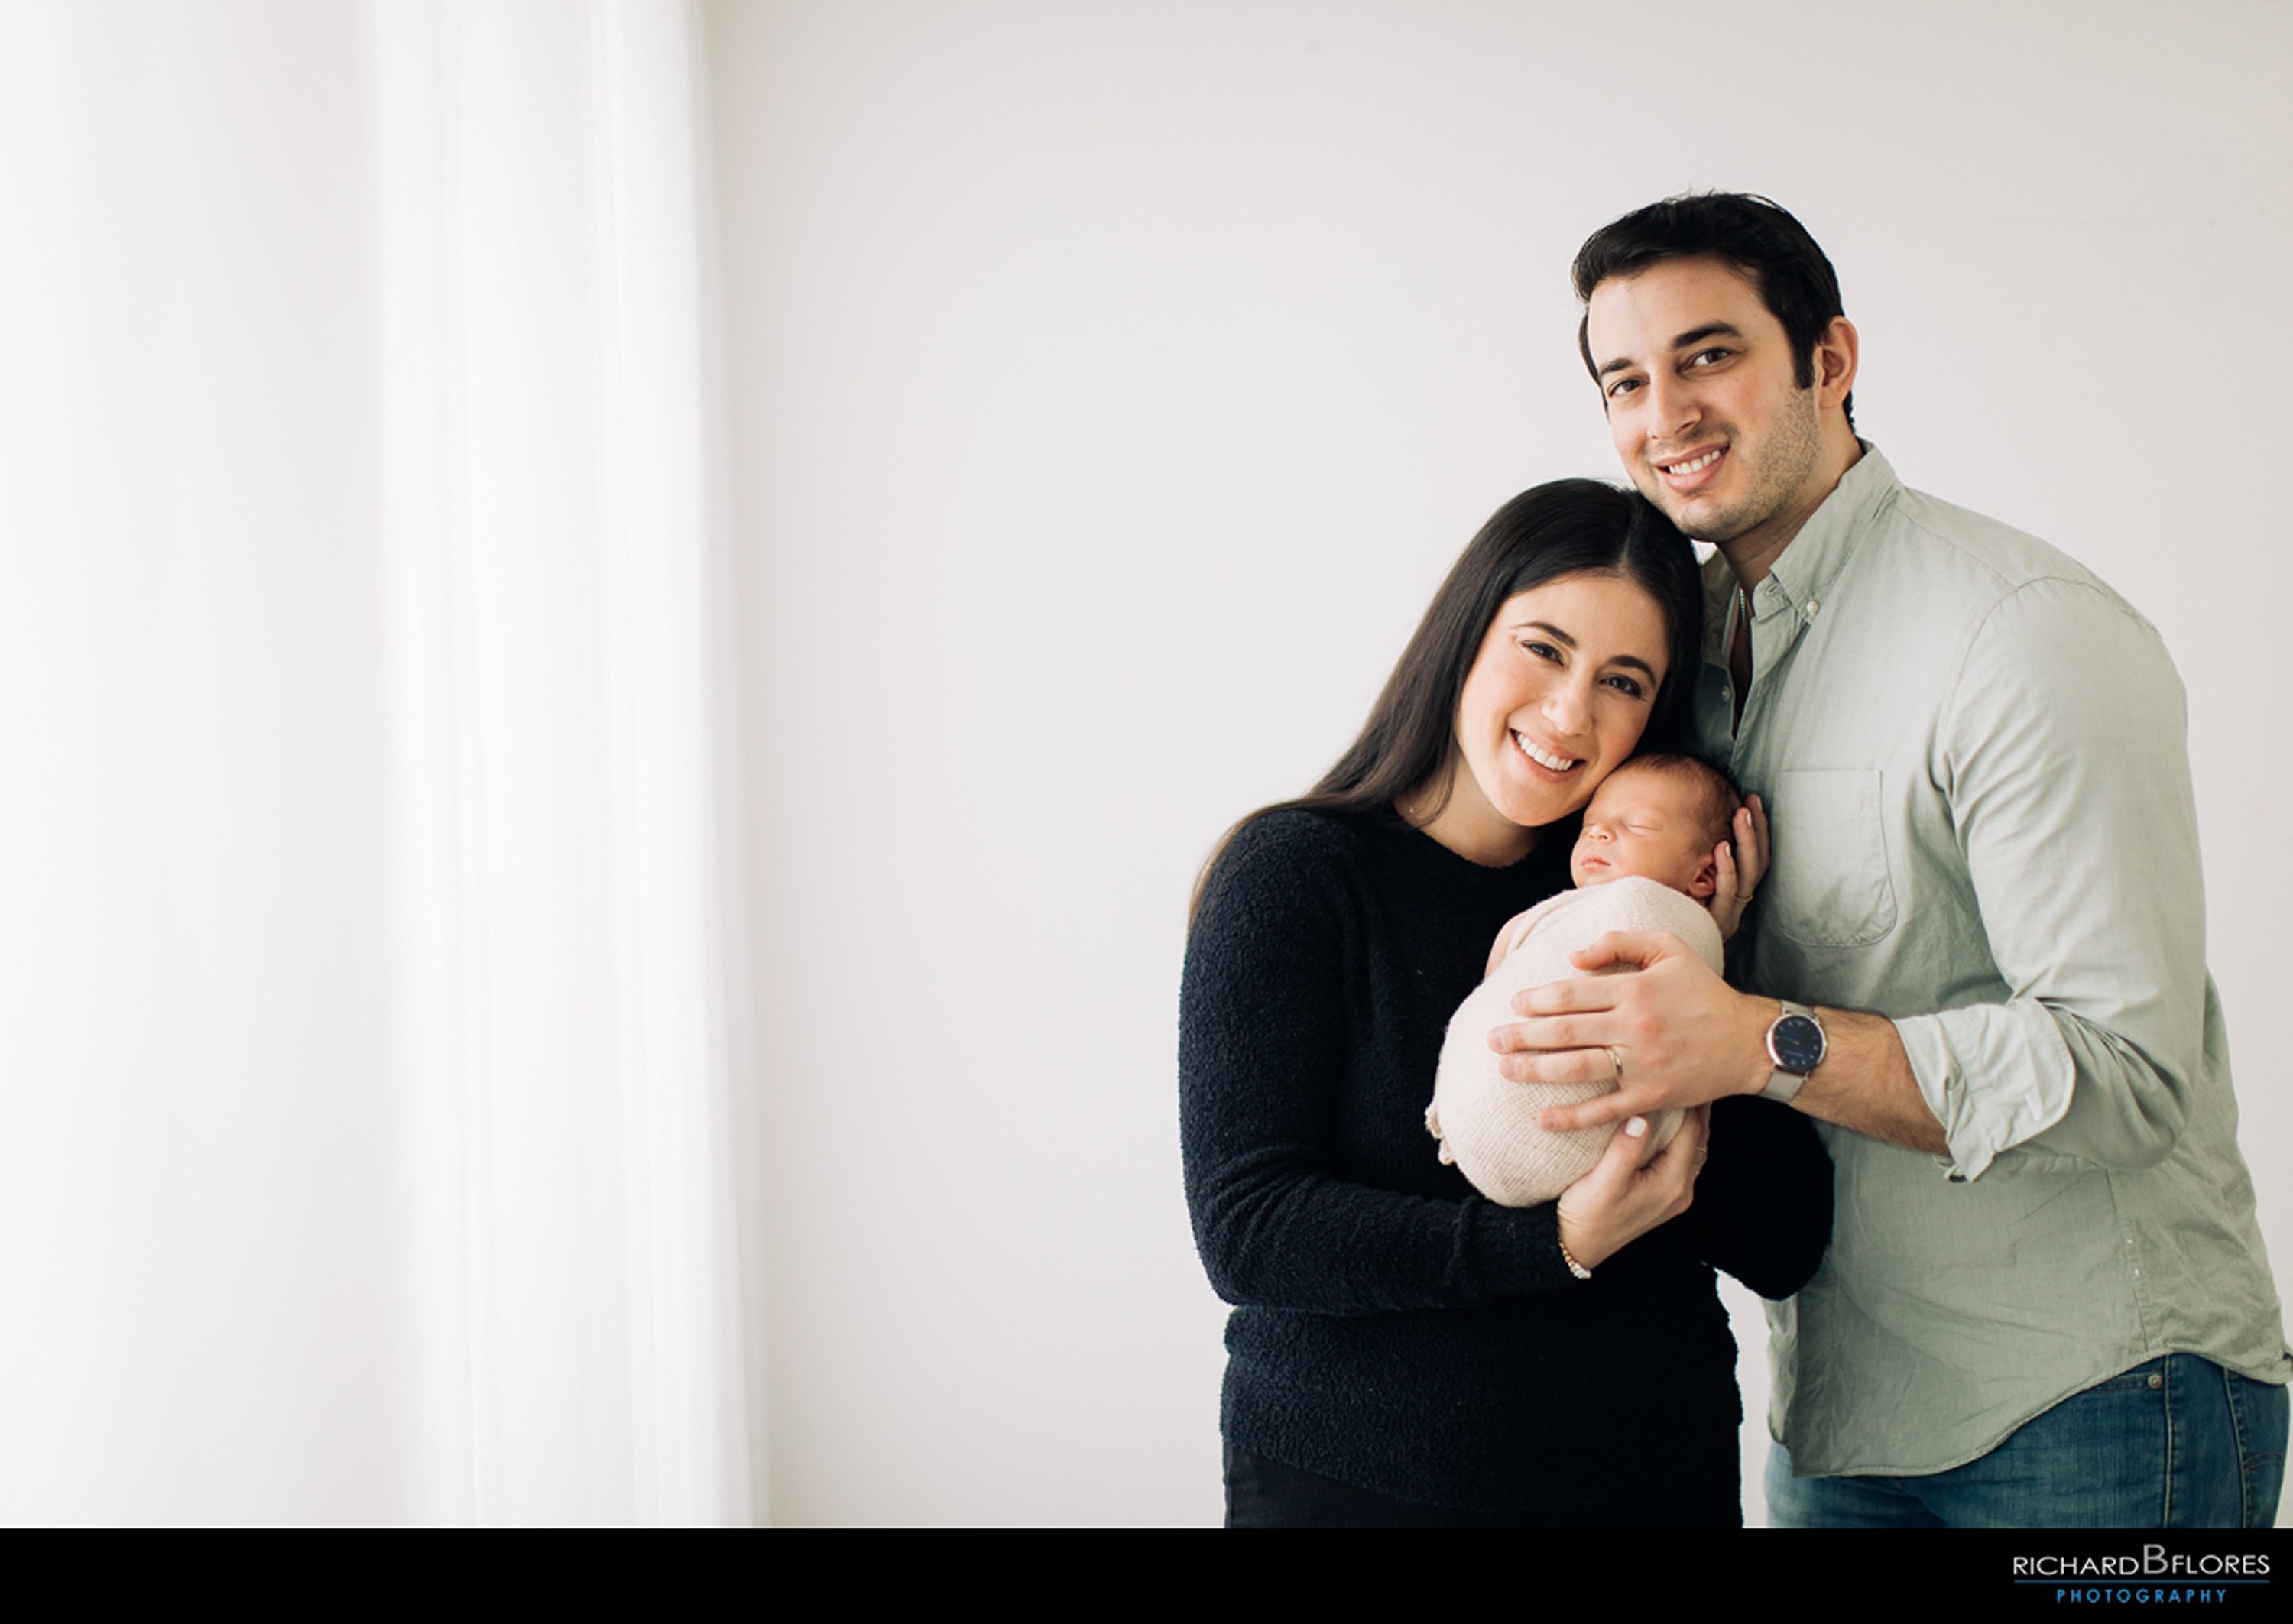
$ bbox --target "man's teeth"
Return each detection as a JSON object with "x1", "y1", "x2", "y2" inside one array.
[
  {"x1": 1662, "y1": 449, "x2": 1722, "y2": 475},
  {"x1": 1513, "y1": 732, "x2": 1578, "y2": 772}
]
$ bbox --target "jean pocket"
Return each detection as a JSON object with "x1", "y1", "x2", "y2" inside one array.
[
  {"x1": 2081, "y1": 1358, "x2": 2167, "y2": 1395},
  {"x1": 1764, "y1": 768, "x2": 1897, "y2": 948}
]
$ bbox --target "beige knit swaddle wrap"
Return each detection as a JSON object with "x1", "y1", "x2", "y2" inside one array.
[{"x1": 1426, "y1": 875, "x2": 1726, "y2": 1207}]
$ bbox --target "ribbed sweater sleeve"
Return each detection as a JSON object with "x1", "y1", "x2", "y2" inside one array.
[
  {"x1": 1684, "y1": 1096, "x2": 1834, "y2": 1301},
  {"x1": 1180, "y1": 811, "x2": 1579, "y2": 1312}
]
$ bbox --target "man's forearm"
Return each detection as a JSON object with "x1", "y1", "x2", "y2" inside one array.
[
  {"x1": 1789, "y1": 1006, "x2": 1948, "y2": 1157},
  {"x1": 1506, "y1": 938, "x2": 1955, "y2": 1160}
]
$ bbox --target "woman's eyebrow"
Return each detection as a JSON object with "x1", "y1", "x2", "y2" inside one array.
[{"x1": 1511, "y1": 620, "x2": 1659, "y2": 679}]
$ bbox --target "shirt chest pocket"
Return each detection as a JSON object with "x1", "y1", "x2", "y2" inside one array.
[{"x1": 1765, "y1": 768, "x2": 1897, "y2": 948}]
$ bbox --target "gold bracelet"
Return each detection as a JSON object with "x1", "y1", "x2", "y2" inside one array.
[{"x1": 1558, "y1": 1237, "x2": 1594, "y2": 1281}]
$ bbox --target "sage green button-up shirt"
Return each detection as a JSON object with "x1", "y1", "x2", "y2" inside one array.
[{"x1": 1698, "y1": 446, "x2": 2289, "y2": 1477}]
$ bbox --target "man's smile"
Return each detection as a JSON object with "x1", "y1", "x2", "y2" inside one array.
[{"x1": 1656, "y1": 445, "x2": 1727, "y2": 491}]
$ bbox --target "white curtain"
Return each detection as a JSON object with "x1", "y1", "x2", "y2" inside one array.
[{"x1": 0, "y1": 0, "x2": 761, "y2": 1524}]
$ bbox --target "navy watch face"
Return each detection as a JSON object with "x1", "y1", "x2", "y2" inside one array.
[{"x1": 1770, "y1": 1013, "x2": 1825, "y2": 1074}]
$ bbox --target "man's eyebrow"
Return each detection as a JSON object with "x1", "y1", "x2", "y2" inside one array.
[
  {"x1": 1670, "y1": 321, "x2": 1744, "y2": 351},
  {"x1": 1511, "y1": 620, "x2": 1659, "y2": 678},
  {"x1": 1594, "y1": 321, "x2": 1747, "y2": 379}
]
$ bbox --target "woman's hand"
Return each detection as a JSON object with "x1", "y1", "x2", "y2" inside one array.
[
  {"x1": 1703, "y1": 793, "x2": 1769, "y2": 942},
  {"x1": 1555, "y1": 1104, "x2": 1710, "y2": 1272}
]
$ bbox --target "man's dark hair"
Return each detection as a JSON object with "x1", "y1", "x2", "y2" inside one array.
[{"x1": 1571, "y1": 192, "x2": 1854, "y2": 426}]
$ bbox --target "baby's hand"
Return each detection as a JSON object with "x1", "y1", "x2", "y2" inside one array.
[{"x1": 1703, "y1": 793, "x2": 1768, "y2": 941}]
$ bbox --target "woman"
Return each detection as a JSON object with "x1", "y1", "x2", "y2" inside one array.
[{"x1": 1180, "y1": 481, "x2": 1832, "y2": 1528}]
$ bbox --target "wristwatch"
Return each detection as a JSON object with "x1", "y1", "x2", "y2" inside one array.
[{"x1": 1760, "y1": 1000, "x2": 1826, "y2": 1104}]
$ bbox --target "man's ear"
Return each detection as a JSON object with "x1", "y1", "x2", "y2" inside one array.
[
  {"x1": 1813, "y1": 316, "x2": 1859, "y2": 411},
  {"x1": 1687, "y1": 848, "x2": 1721, "y2": 901}
]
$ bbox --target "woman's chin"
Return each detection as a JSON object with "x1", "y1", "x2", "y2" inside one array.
[{"x1": 1498, "y1": 780, "x2": 1594, "y2": 830}]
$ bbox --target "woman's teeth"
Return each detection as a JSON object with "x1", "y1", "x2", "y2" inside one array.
[{"x1": 1513, "y1": 732, "x2": 1578, "y2": 772}]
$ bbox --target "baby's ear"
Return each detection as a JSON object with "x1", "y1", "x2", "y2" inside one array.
[{"x1": 1686, "y1": 844, "x2": 1721, "y2": 900}]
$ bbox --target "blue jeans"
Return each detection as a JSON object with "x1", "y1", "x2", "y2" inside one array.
[{"x1": 1766, "y1": 1355, "x2": 2289, "y2": 1528}]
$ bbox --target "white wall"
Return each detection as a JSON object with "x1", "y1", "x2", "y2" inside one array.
[{"x1": 706, "y1": 0, "x2": 2293, "y2": 1525}]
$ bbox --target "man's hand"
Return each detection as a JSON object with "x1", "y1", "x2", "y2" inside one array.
[{"x1": 1488, "y1": 930, "x2": 1772, "y2": 1132}]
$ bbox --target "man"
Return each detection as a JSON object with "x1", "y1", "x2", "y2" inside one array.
[{"x1": 1497, "y1": 193, "x2": 2290, "y2": 1527}]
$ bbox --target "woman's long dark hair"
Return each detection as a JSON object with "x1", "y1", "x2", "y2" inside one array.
[{"x1": 1192, "y1": 481, "x2": 1702, "y2": 922}]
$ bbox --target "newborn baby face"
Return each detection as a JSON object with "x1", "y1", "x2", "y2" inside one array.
[{"x1": 1570, "y1": 765, "x2": 1718, "y2": 893}]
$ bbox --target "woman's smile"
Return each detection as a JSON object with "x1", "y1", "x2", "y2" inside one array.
[{"x1": 1511, "y1": 731, "x2": 1581, "y2": 775}]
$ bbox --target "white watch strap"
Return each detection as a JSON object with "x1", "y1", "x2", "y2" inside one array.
[{"x1": 1760, "y1": 1000, "x2": 1821, "y2": 1104}]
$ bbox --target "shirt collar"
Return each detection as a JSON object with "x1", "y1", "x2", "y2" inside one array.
[
  {"x1": 1759, "y1": 440, "x2": 1899, "y2": 615},
  {"x1": 1700, "y1": 441, "x2": 1900, "y2": 666}
]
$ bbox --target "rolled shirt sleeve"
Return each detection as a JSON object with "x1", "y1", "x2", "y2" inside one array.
[{"x1": 1892, "y1": 577, "x2": 2204, "y2": 1182}]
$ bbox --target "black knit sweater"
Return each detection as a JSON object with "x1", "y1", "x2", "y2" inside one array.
[{"x1": 1180, "y1": 806, "x2": 1833, "y2": 1524}]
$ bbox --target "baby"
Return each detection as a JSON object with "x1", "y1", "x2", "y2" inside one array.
[{"x1": 1426, "y1": 753, "x2": 1743, "y2": 1207}]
